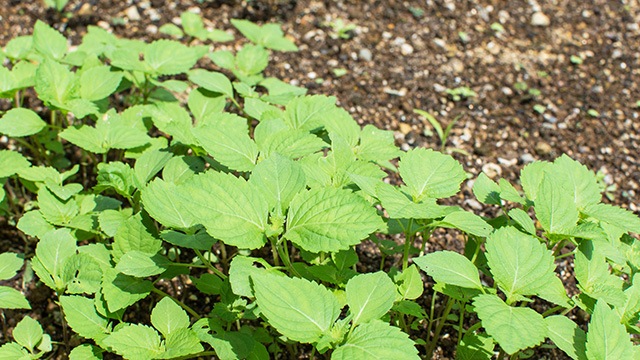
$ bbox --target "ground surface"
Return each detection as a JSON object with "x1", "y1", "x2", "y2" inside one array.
[{"x1": 0, "y1": 0, "x2": 639, "y2": 359}]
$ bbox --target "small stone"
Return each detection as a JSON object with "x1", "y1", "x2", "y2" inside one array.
[
  {"x1": 450, "y1": 59, "x2": 464, "y2": 74},
  {"x1": 497, "y1": 157, "x2": 517, "y2": 167},
  {"x1": 520, "y1": 153, "x2": 536, "y2": 164},
  {"x1": 147, "y1": 8, "x2": 161, "y2": 22},
  {"x1": 433, "y1": 83, "x2": 447, "y2": 93},
  {"x1": 543, "y1": 114, "x2": 557, "y2": 124},
  {"x1": 501, "y1": 87, "x2": 513, "y2": 96},
  {"x1": 146, "y1": 25, "x2": 158, "y2": 34},
  {"x1": 535, "y1": 141, "x2": 553, "y2": 156},
  {"x1": 398, "y1": 123, "x2": 412, "y2": 135},
  {"x1": 612, "y1": 49, "x2": 623, "y2": 59},
  {"x1": 359, "y1": 48, "x2": 373, "y2": 62},
  {"x1": 97, "y1": 20, "x2": 111, "y2": 30},
  {"x1": 531, "y1": 12, "x2": 550, "y2": 27},
  {"x1": 464, "y1": 198, "x2": 483, "y2": 211},
  {"x1": 433, "y1": 38, "x2": 446, "y2": 48},
  {"x1": 400, "y1": 43, "x2": 414, "y2": 55},
  {"x1": 307, "y1": 72, "x2": 317, "y2": 79},
  {"x1": 482, "y1": 163, "x2": 502, "y2": 179},
  {"x1": 303, "y1": 30, "x2": 317, "y2": 41},
  {"x1": 383, "y1": 87, "x2": 407, "y2": 97},
  {"x1": 78, "y1": 3, "x2": 93, "y2": 16},
  {"x1": 125, "y1": 6, "x2": 141, "y2": 21}
]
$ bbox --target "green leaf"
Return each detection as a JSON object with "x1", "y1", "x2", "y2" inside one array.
[
  {"x1": 550, "y1": 155, "x2": 602, "y2": 210},
  {"x1": 395, "y1": 264, "x2": 423, "y2": 300},
  {"x1": 0, "y1": 108, "x2": 46, "y2": 137},
  {"x1": 162, "y1": 328, "x2": 204, "y2": 359},
  {"x1": 192, "y1": 273, "x2": 223, "y2": 295},
  {"x1": 158, "y1": 23, "x2": 184, "y2": 38},
  {"x1": 258, "y1": 128, "x2": 327, "y2": 160},
  {"x1": 473, "y1": 173, "x2": 501, "y2": 205},
  {"x1": 101, "y1": 269, "x2": 153, "y2": 312},
  {"x1": 252, "y1": 272, "x2": 339, "y2": 343},
  {"x1": 473, "y1": 294, "x2": 546, "y2": 354},
  {"x1": 575, "y1": 240, "x2": 625, "y2": 307},
  {"x1": 0, "y1": 253, "x2": 23, "y2": 280},
  {"x1": 285, "y1": 187, "x2": 383, "y2": 253},
  {"x1": 69, "y1": 344, "x2": 103, "y2": 360},
  {"x1": 116, "y1": 251, "x2": 169, "y2": 277},
  {"x1": 520, "y1": 161, "x2": 551, "y2": 202},
  {"x1": 60, "y1": 295, "x2": 110, "y2": 339},
  {"x1": 181, "y1": 11, "x2": 206, "y2": 38},
  {"x1": 357, "y1": 124, "x2": 401, "y2": 163},
  {"x1": 148, "y1": 102, "x2": 195, "y2": 146},
  {"x1": 439, "y1": 211, "x2": 492, "y2": 237},
  {"x1": 13, "y1": 316, "x2": 43, "y2": 352},
  {"x1": 193, "y1": 114, "x2": 258, "y2": 171},
  {"x1": 545, "y1": 316, "x2": 587, "y2": 360},
  {"x1": 586, "y1": 300, "x2": 634, "y2": 360},
  {"x1": 103, "y1": 324, "x2": 164, "y2": 360},
  {"x1": 79, "y1": 66, "x2": 122, "y2": 101},
  {"x1": 17, "y1": 211, "x2": 54, "y2": 238},
  {"x1": 376, "y1": 183, "x2": 456, "y2": 220},
  {"x1": 32, "y1": 228, "x2": 77, "y2": 291},
  {"x1": 0, "y1": 150, "x2": 30, "y2": 178},
  {"x1": 162, "y1": 156, "x2": 205, "y2": 185},
  {"x1": 485, "y1": 226, "x2": 558, "y2": 303},
  {"x1": 331, "y1": 320, "x2": 419, "y2": 360},
  {"x1": 188, "y1": 69, "x2": 233, "y2": 98},
  {"x1": 33, "y1": 20, "x2": 67, "y2": 60},
  {"x1": 208, "y1": 50, "x2": 235, "y2": 70},
  {"x1": 231, "y1": 20, "x2": 298, "y2": 51},
  {"x1": 94, "y1": 162, "x2": 137, "y2": 197},
  {"x1": 260, "y1": 77, "x2": 307, "y2": 105},
  {"x1": 184, "y1": 172, "x2": 269, "y2": 249},
  {"x1": 133, "y1": 149, "x2": 173, "y2": 186},
  {"x1": 161, "y1": 229, "x2": 216, "y2": 250},
  {"x1": 250, "y1": 153, "x2": 306, "y2": 212},
  {"x1": 144, "y1": 40, "x2": 199, "y2": 76},
  {"x1": 346, "y1": 272, "x2": 396, "y2": 325},
  {"x1": 283, "y1": 95, "x2": 335, "y2": 130},
  {"x1": 582, "y1": 203, "x2": 640, "y2": 234},
  {"x1": 236, "y1": 45, "x2": 269, "y2": 75},
  {"x1": 229, "y1": 255, "x2": 273, "y2": 298},
  {"x1": 414, "y1": 250, "x2": 483, "y2": 290},
  {"x1": 150, "y1": 297, "x2": 190, "y2": 337},
  {"x1": 0, "y1": 286, "x2": 30, "y2": 309},
  {"x1": 322, "y1": 107, "x2": 360, "y2": 148},
  {"x1": 35, "y1": 59, "x2": 76, "y2": 109},
  {"x1": 111, "y1": 213, "x2": 162, "y2": 261},
  {"x1": 188, "y1": 88, "x2": 226, "y2": 121},
  {"x1": 0, "y1": 342, "x2": 29, "y2": 359},
  {"x1": 5, "y1": 36, "x2": 33, "y2": 60},
  {"x1": 457, "y1": 332, "x2": 494, "y2": 360},
  {"x1": 64, "y1": 253, "x2": 103, "y2": 294},
  {"x1": 142, "y1": 179, "x2": 196, "y2": 230},
  {"x1": 398, "y1": 148, "x2": 466, "y2": 200},
  {"x1": 536, "y1": 175, "x2": 579, "y2": 234},
  {"x1": 508, "y1": 208, "x2": 536, "y2": 234}
]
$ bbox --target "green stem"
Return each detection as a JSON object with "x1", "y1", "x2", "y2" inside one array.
[
  {"x1": 552, "y1": 239, "x2": 568, "y2": 257},
  {"x1": 55, "y1": 293, "x2": 70, "y2": 355},
  {"x1": 152, "y1": 288, "x2": 201, "y2": 320},
  {"x1": 402, "y1": 219, "x2": 414, "y2": 270},
  {"x1": 425, "y1": 292, "x2": 438, "y2": 353},
  {"x1": 420, "y1": 228, "x2": 434, "y2": 256},
  {"x1": 497, "y1": 348, "x2": 506, "y2": 359},
  {"x1": 427, "y1": 296, "x2": 455, "y2": 357},
  {"x1": 13, "y1": 91, "x2": 20, "y2": 108},
  {"x1": 499, "y1": 202, "x2": 511, "y2": 225},
  {"x1": 555, "y1": 249, "x2": 577, "y2": 260},
  {"x1": 219, "y1": 243, "x2": 229, "y2": 271},
  {"x1": 269, "y1": 236, "x2": 281, "y2": 266},
  {"x1": 170, "y1": 262, "x2": 208, "y2": 269},
  {"x1": 171, "y1": 351, "x2": 218, "y2": 360},
  {"x1": 541, "y1": 305, "x2": 564, "y2": 317},
  {"x1": 194, "y1": 249, "x2": 227, "y2": 280},
  {"x1": 464, "y1": 321, "x2": 483, "y2": 336},
  {"x1": 275, "y1": 238, "x2": 301, "y2": 277},
  {"x1": 458, "y1": 301, "x2": 466, "y2": 346}
]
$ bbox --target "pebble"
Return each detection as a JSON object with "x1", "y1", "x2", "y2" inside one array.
[
  {"x1": 497, "y1": 158, "x2": 517, "y2": 167},
  {"x1": 433, "y1": 38, "x2": 446, "y2": 48},
  {"x1": 383, "y1": 87, "x2": 407, "y2": 97},
  {"x1": 78, "y1": 3, "x2": 93, "y2": 16},
  {"x1": 97, "y1": 20, "x2": 111, "y2": 30},
  {"x1": 146, "y1": 25, "x2": 158, "y2": 34},
  {"x1": 464, "y1": 198, "x2": 484, "y2": 211},
  {"x1": 520, "y1": 153, "x2": 536, "y2": 164},
  {"x1": 450, "y1": 59, "x2": 464, "y2": 74},
  {"x1": 535, "y1": 141, "x2": 553, "y2": 155},
  {"x1": 433, "y1": 83, "x2": 447, "y2": 93},
  {"x1": 543, "y1": 114, "x2": 557, "y2": 124},
  {"x1": 400, "y1": 43, "x2": 414, "y2": 56},
  {"x1": 398, "y1": 123, "x2": 412, "y2": 135},
  {"x1": 307, "y1": 72, "x2": 317, "y2": 79},
  {"x1": 612, "y1": 49, "x2": 623, "y2": 59},
  {"x1": 482, "y1": 163, "x2": 502, "y2": 179},
  {"x1": 147, "y1": 8, "x2": 161, "y2": 22},
  {"x1": 501, "y1": 87, "x2": 513, "y2": 96},
  {"x1": 125, "y1": 6, "x2": 141, "y2": 21},
  {"x1": 359, "y1": 48, "x2": 372, "y2": 62},
  {"x1": 530, "y1": 12, "x2": 550, "y2": 27}
]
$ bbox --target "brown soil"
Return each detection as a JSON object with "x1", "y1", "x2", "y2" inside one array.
[{"x1": 1, "y1": 0, "x2": 639, "y2": 359}]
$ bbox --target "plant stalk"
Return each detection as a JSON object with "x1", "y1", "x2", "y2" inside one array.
[{"x1": 194, "y1": 249, "x2": 227, "y2": 279}]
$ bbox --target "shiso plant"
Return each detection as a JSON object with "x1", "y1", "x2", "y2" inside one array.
[{"x1": 0, "y1": 15, "x2": 639, "y2": 360}]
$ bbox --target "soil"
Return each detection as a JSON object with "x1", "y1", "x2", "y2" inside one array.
[{"x1": 1, "y1": 0, "x2": 639, "y2": 359}]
